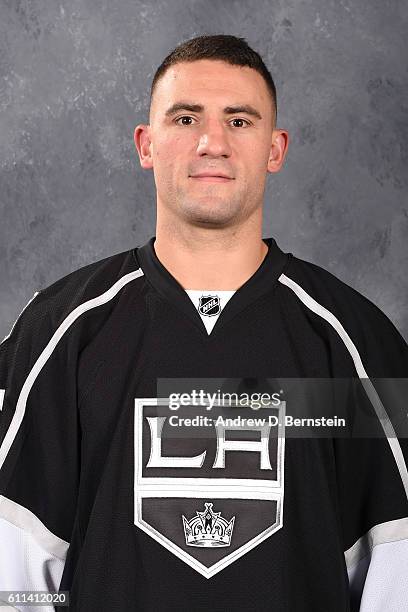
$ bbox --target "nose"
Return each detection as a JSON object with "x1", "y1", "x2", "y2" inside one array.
[{"x1": 196, "y1": 120, "x2": 232, "y2": 158}]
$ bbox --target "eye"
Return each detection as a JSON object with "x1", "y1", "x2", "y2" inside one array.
[
  {"x1": 230, "y1": 118, "x2": 251, "y2": 128},
  {"x1": 175, "y1": 116, "x2": 196, "y2": 126}
]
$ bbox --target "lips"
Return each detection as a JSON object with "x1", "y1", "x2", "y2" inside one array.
[
  {"x1": 191, "y1": 173, "x2": 233, "y2": 179},
  {"x1": 189, "y1": 172, "x2": 234, "y2": 182}
]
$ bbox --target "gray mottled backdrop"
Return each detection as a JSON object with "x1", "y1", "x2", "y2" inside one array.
[{"x1": 1, "y1": 0, "x2": 407, "y2": 340}]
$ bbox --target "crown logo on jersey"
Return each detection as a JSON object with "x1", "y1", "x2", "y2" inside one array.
[
  {"x1": 198, "y1": 295, "x2": 221, "y2": 317},
  {"x1": 182, "y1": 502, "x2": 235, "y2": 547}
]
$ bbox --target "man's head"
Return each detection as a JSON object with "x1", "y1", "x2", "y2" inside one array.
[{"x1": 135, "y1": 35, "x2": 289, "y2": 230}]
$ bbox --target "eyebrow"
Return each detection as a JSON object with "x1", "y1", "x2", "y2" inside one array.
[{"x1": 164, "y1": 102, "x2": 262, "y2": 120}]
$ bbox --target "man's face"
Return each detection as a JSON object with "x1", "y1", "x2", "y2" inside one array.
[{"x1": 136, "y1": 59, "x2": 287, "y2": 228}]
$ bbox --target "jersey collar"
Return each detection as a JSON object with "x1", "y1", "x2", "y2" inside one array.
[{"x1": 134, "y1": 236, "x2": 290, "y2": 337}]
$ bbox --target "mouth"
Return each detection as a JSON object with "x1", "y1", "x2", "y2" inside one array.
[{"x1": 189, "y1": 174, "x2": 234, "y2": 183}]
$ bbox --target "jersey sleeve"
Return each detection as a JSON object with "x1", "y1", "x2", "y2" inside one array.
[
  {"x1": 0, "y1": 291, "x2": 81, "y2": 608},
  {"x1": 334, "y1": 308, "x2": 408, "y2": 612}
]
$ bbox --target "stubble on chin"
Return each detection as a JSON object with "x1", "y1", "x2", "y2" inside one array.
[
  {"x1": 173, "y1": 179, "x2": 252, "y2": 226},
  {"x1": 176, "y1": 194, "x2": 245, "y2": 227}
]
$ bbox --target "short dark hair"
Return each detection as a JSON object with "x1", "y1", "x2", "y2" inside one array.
[{"x1": 150, "y1": 34, "x2": 277, "y2": 123}]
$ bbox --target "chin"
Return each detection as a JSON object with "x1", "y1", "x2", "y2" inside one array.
[
  {"x1": 181, "y1": 198, "x2": 238, "y2": 222},
  {"x1": 189, "y1": 217, "x2": 232, "y2": 227},
  {"x1": 182, "y1": 210, "x2": 240, "y2": 228}
]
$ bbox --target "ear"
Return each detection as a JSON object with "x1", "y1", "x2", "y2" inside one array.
[
  {"x1": 134, "y1": 124, "x2": 153, "y2": 170},
  {"x1": 267, "y1": 129, "x2": 289, "y2": 174}
]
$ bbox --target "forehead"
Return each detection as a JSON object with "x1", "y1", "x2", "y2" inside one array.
[{"x1": 151, "y1": 60, "x2": 271, "y2": 115}]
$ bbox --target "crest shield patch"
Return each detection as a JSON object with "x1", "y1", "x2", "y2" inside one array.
[
  {"x1": 198, "y1": 295, "x2": 221, "y2": 316},
  {"x1": 134, "y1": 399, "x2": 285, "y2": 578}
]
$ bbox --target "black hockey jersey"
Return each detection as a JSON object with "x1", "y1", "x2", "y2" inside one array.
[{"x1": 0, "y1": 236, "x2": 407, "y2": 612}]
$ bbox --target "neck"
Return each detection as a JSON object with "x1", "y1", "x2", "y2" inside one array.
[{"x1": 154, "y1": 217, "x2": 268, "y2": 291}]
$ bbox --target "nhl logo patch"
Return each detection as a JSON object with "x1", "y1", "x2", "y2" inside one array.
[
  {"x1": 198, "y1": 295, "x2": 221, "y2": 317},
  {"x1": 134, "y1": 399, "x2": 285, "y2": 578}
]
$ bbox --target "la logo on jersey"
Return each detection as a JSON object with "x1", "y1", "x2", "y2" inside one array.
[
  {"x1": 134, "y1": 399, "x2": 285, "y2": 578},
  {"x1": 198, "y1": 295, "x2": 221, "y2": 316}
]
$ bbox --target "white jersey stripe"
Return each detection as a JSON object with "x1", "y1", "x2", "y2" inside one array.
[
  {"x1": 1, "y1": 292, "x2": 41, "y2": 346},
  {"x1": 0, "y1": 494, "x2": 69, "y2": 560},
  {"x1": 278, "y1": 272, "x2": 408, "y2": 499},
  {"x1": 344, "y1": 516, "x2": 408, "y2": 570},
  {"x1": 0, "y1": 269, "x2": 144, "y2": 472}
]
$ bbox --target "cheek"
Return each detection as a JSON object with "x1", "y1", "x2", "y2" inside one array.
[
  {"x1": 152, "y1": 139, "x2": 188, "y2": 188},
  {"x1": 241, "y1": 147, "x2": 269, "y2": 177},
  {"x1": 153, "y1": 136, "x2": 186, "y2": 167}
]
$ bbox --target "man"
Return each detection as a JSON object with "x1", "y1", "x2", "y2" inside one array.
[{"x1": 0, "y1": 35, "x2": 407, "y2": 612}]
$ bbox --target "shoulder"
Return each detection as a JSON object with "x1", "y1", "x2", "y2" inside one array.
[
  {"x1": 281, "y1": 253, "x2": 394, "y2": 330},
  {"x1": 280, "y1": 253, "x2": 408, "y2": 377},
  {"x1": 1, "y1": 248, "x2": 143, "y2": 355},
  {"x1": 39, "y1": 248, "x2": 142, "y2": 312}
]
